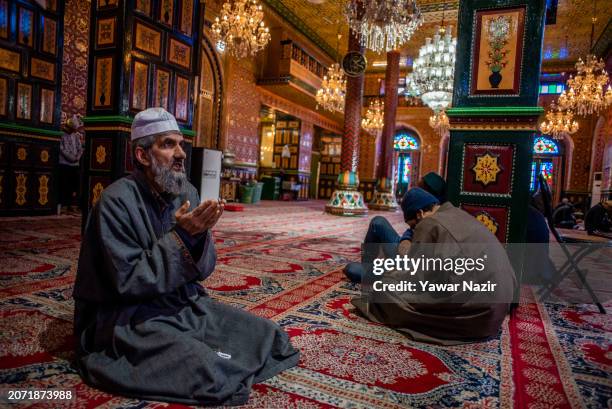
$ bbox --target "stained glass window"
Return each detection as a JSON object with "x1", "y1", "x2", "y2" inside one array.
[
  {"x1": 533, "y1": 136, "x2": 559, "y2": 154},
  {"x1": 394, "y1": 133, "x2": 419, "y2": 150},
  {"x1": 540, "y1": 161, "x2": 554, "y2": 188},
  {"x1": 397, "y1": 154, "x2": 412, "y2": 185},
  {"x1": 530, "y1": 161, "x2": 556, "y2": 191},
  {"x1": 538, "y1": 82, "x2": 564, "y2": 95}
]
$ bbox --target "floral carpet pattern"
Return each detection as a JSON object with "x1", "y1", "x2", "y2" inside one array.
[{"x1": 0, "y1": 201, "x2": 610, "y2": 408}]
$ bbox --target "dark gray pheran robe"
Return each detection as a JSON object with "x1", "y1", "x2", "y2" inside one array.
[
  {"x1": 73, "y1": 172, "x2": 299, "y2": 406},
  {"x1": 353, "y1": 202, "x2": 517, "y2": 345}
]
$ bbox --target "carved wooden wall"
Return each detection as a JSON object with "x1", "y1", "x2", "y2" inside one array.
[
  {"x1": 0, "y1": 0, "x2": 64, "y2": 215},
  {"x1": 83, "y1": 0, "x2": 200, "y2": 215}
]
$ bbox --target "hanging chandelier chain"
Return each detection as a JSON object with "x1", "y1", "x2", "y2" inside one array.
[{"x1": 590, "y1": 0, "x2": 597, "y2": 50}]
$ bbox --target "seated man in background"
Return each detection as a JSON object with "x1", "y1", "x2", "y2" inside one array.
[
  {"x1": 523, "y1": 194, "x2": 554, "y2": 284},
  {"x1": 73, "y1": 108, "x2": 299, "y2": 406},
  {"x1": 553, "y1": 198, "x2": 577, "y2": 229},
  {"x1": 344, "y1": 173, "x2": 447, "y2": 282},
  {"x1": 584, "y1": 199, "x2": 612, "y2": 234},
  {"x1": 344, "y1": 188, "x2": 438, "y2": 282},
  {"x1": 352, "y1": 188, "x2": 516, "y2": 344}
]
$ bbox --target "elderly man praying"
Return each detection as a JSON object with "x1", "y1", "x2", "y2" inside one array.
[{"x1": 72, "y1": 108, "x2": 299, "y2": 406}]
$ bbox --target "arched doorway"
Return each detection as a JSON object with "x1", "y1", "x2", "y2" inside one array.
[
  {"x1": 393, "y1": 130, "x2": 420, "y2": 199},
  {"x1": 195, "y1": 34, "x2": 224, "y2": 149},
  {"x1": 530, "y1": 135, "x2": 565, "y2": 204}
]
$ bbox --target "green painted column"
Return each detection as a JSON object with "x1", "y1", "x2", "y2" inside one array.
[{"x1": 446, "y1": 0, "x2": 546, "y2": 266}]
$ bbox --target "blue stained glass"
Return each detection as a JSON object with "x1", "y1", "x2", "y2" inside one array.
[
  {"x1": 530, "y1": 162, "x2": 537, "y2": 190},
  {"x1": 394, "y1": 134, "x2": 419, "y2": 150},
  {"x1": 538, "y1": 82, "x2": 564, "y2": 95},
  {"x1": 396, "y1": 154, "x2": 412, "y2": 186},
  {"x1": 533, "y1": 136, "x2": 559, "y2": 154},
  {"x1": 540, "y1": 161, "x2": 554, "y2": 188}
]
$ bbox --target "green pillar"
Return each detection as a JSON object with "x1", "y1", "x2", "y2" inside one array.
[{"x1": 446, "y1": 0, "x2": 546, "y2": 248}]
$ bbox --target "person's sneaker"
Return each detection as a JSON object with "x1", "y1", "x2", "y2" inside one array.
[{"x1": 343, "y1": 262, "x2": 365, "y2": 283}]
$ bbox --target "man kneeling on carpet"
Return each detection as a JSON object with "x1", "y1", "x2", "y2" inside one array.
[
  {"x1": 343, "y1": 172, "x2": 447, "y2": 282},
  {"x1": 73, "y1": 108, "x2": 299, "y2": 406},
  {"x1": 348, "y1": 188, "x2": 517, "y2": 344}
]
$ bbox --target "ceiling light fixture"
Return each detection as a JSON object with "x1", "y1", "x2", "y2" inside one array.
[
  {"x1": 557, "y1": 0, "x2": 612, "y2": 116},
  {"x1": 211, "y1": 0, "x2": 271, "y2": 59},
  {"x1": 345, "y1": 0, "x2": 422, "y2": 53},
  {"x1": 361, "y1": 99, "x2": 385, "y2": 132}
]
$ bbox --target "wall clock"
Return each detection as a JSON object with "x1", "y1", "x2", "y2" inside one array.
[{"x1": 342, "y1": 51, "x2": 367, "y2": 77}]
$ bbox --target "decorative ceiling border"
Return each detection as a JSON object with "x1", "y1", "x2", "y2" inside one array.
[
  {"x1": 261, "y1": 1, "x2": 461, "y2": 64},
  {"x1": 261, "y1": 0, "x2": 338, "y2": 60}
]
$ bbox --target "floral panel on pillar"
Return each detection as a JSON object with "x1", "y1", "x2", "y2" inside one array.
[
  {"x1": 89, "y1": 176, "x2": 112, "y2": 208},
  {"x1": 462, "y1": 144, "x2": 515, "y2": 196},
  {"x1": 89, "y1": 138, "x2": 113, "y2": 172},
  {"x1": 93, "y1": 56, "x2": 114, "y2": 109},
  {"x1": 461, "y1": 204, "x2": 510, "y2": 243},
  {"x1": 471, "y1": 7, "x2": 525, "y2": 95}
]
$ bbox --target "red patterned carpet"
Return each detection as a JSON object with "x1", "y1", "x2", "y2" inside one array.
[{"x1": 0, "y1": 200, "x2": 610, "y2": 408}]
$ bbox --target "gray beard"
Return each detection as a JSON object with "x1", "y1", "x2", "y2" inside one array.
[{"x1": 149, "y1": 155, "x2": 187, "y2": 195}]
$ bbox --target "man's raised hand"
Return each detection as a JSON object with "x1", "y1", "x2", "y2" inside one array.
[{"x1": 175, "y1": 200, "x2": 223, "y2": 236}]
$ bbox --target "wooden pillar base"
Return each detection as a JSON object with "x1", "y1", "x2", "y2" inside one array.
[
  {"x1": 325, "y1": 171, "x2": 368, "y2": 216},
  {"x1": 368, "y1": 191, "x2": 398, "y2": 211},
  {"x1": 368, "y1": 176, "x2": 398, "y2": 210}
]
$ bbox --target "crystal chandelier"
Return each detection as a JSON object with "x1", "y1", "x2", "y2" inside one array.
[
  {"x1": 361, "y1": 99, "x2": 385, "y2": 132},
  {"x1": 345, "y1": 0, "x2": 422, "y2": 53},
  {"x1": 211, "y1": 0, "x2": 271, "y2": 59},
  {"x1": 558, "y1": 55, "x2": 612, "y2": 116},
  {"x1": 406, "y1": 25, "x2": 456, "y2": 112},
  {"x1": 429, "y1": 110, "x2": 450, "y2": 138},
  {"x1": 539, "y1": 105, "x2": 579, "y2": 139},
  {"x1": 557, "y1": 0, "x2": 612, "y2": 116},
  {"x1": 315, "y1": 63, "x2": 347, "y2": 113}
]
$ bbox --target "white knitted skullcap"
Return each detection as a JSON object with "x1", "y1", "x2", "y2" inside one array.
[{"x1": 131, "y1": 108, "x2": 181, "y2": 141}]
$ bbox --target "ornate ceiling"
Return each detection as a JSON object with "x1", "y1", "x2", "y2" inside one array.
[{"x1": 262, "y1": 0, "x2": 611, "y2": 70}]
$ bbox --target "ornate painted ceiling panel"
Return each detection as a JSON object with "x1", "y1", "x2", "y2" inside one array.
[{"x1": 261, "y1": 0, "x2": 611, "y2": 70}]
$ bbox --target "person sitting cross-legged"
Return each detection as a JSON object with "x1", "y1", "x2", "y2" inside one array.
[
  {"x1": 344, "y1": 188, "x2": 439, "y2": 282},
  {"x1": 350, "y1": 187, "x2": 517, "y2": 344},
  {"x1": 72, "y1": 108, "x2": 299, "y2": 406}
]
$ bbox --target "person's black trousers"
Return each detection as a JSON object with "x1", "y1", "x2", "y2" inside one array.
[{"x1": 58, "y1": 164, "x2": 80, "y2": 207}]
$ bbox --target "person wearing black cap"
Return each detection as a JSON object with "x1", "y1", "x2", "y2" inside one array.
[
  {"x1": 350, "y1": 187, "x2": 517, "y2": 344},
  {"x1": 417, "y1": 171, "x2": 447, "y2": 203}
]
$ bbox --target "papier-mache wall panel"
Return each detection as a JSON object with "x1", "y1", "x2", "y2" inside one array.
[
  {"x1": 83, "y1": 0, "x2": 201, "y2": 218},
  {"x1": 0, "y1": 0, "x2": 65, "y2": 215}
]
